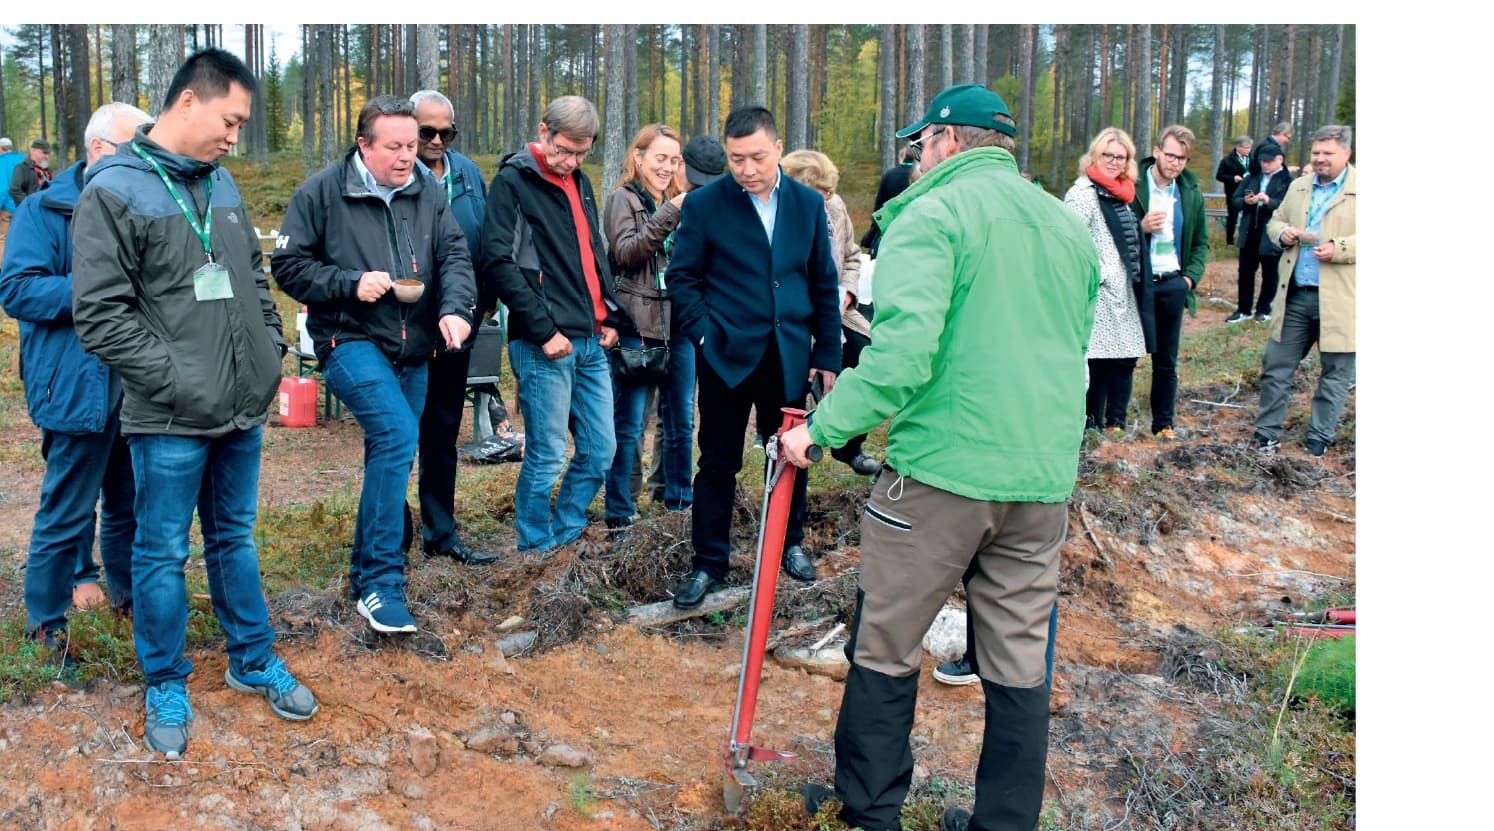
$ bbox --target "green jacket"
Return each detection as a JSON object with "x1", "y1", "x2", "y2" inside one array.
[
  {"x1": 1132, "y1": 158, "x2": 1208, "y2": 314},
  {"x1": 807, "y1": 147, "x2": 1099, "y2": 503}
]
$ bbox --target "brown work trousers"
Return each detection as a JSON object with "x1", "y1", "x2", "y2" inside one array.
[{"x1": 852, "y1": 469, "x2": 1065, "y2": 688}]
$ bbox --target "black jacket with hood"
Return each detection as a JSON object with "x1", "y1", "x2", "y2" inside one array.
[
  {"x1": 478, "y1": 146, "x2": 627, "y2": 346},
  {"x1": 71, "y1": 126, "x2": 285, "y2": 437},
  {"x1": 272, "y1": 146, "x2": 477, "y2": 367}
]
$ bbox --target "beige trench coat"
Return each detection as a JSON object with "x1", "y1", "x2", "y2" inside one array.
[{"x1": 1266, "y1": 164, "x2": 1356, "y2": 352}]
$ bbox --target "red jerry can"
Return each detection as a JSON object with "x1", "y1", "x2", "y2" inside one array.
[{"x1": 278, "y1": 376, "x2": 318, "y2": 427}]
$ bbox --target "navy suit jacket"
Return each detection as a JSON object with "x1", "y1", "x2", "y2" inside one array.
[{"x1": 666, "y1": 170, "x2": 842, "y2": 400}]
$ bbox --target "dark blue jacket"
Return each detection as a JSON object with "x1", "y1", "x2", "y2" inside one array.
[
  {"x1": 666, "y1": 169, "x2": 842, "y2": 400},
  {"x1": 0, "y1": 160, "x2": 116, "y2": 433},
  {"x1": 428, "y1": 149, "x2": 495, "y2": 317}
]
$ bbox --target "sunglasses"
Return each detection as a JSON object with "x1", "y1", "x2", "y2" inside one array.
[{"x1": 419, "y1": 125, "x2": 458, "y2": 143}]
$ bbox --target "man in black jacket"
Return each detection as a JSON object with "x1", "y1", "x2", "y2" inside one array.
[
  {"x1": 8, "y1": 139, "x2": 53, "y2": 208},
  {"x1": 1227, "y1": 144, "x2": 1291, "y2": 324},
  {"x1": 273, "y1": 95, "x2": 476, "y2": 635},
  {"x1": 1248, "y1": 122, "x2": 1297, "y2": 178},
  {"x1": 479, "y1": 95, "x2": 625, "y2": 557},
  {"x1": 664, "y1": 105, "x2": 842, "y2": 608},
  {"x1": 1215, "y1": 136, "x2": 1251, "y2": 246},
  {"x1": 73, "y1": 47, "x2": 317, "y2": 760},
  {"x1": 858, "y1": 143, "x2": 915, "y2": 257}
]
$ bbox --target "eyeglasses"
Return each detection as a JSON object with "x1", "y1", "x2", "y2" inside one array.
[
  {"x1": 419, "y1": 125, "x2": 458, "y2": 143},
  {"x1": 546, "y1": 134, "x2": 592, "y2": 162},
  {"x1": 906, "y1": 126, "x2": 947, "y2": 162},
  {"x1": 1160, "y1": 150, "x2": 1190, "y2": 164},
  {"x1": 99, "y1": 138, "x2": 121, "y2": 150},
  {"x1": 1100, "y1": 152, "x2": 1128, "y2": 164}
]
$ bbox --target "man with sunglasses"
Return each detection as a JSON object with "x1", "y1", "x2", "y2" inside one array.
[
  {"x1": 1131, "y1": 124, "x2": 1208, "y2": 441},
  {"x1": 406, "y1": 89, "x2": 498, "y2": 568},
  {"x1": 479, "y1": 95, "x2": 627, "y2": 557}
]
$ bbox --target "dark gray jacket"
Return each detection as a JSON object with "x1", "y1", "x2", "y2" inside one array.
[
  {"x1": 71, "y1": 126, "x2": 285, "y2": 437},
  {"x1": 272, "y1": 147, "x2": 477, "y2": 366}
]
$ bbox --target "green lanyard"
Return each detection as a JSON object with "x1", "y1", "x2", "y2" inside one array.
[{"x1": 132, "y1": 141, "x2": 214, "y2": 263}]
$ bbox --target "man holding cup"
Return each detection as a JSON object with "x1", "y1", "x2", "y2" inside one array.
[
  {"x1": 273, "y1": 95, "x2": 476, "y2": 634},
  {"x1": 1131, "y1": 124, "x2": 1208, "y2": 441}
]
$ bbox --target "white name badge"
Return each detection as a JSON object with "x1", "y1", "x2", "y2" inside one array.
[{"x1": 193, "y1": 262, "x2": 234, "y2": 301}]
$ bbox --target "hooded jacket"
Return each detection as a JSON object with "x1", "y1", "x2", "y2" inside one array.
[
  {"x1": 272, "y1": 146, "x2": 477, "y2": 366},
  {"x1": 479, "y1": 147, "x2": 627, "y2": 346},
  {"x1": 71, "y1": 126, "x2": 286, "y2": 438},
  {"x1": 0, "y1": 160, "x2": 117, "y2": 433},
  {"x1": 1267, "y1": 165, "x2": 1356, "y2": 352},
  {"x1": 807, "y1": 147, "x2": 1099, "y2": 503}
]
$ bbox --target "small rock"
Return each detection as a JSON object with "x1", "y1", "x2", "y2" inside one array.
[
  {"x1": 465, "y1": 725, "x2": 521, "y2": 755},
  {"x1": 407, "y1": 725, "x2": 439, "y2": 776},
  {"x1": 402, "y1": 781, "x2": 428, "y2": 799},
  {"x1": 921, "y1": 605, "x2": 967, "y2": 662},
  {"x1": 817, "y1": 708, "x2": 834, "y2": 722},
  {"x1": 773, "y1": 646, "x2": 849, "y2": 680},
  {"x1": 596, "y1": 644, "x2": 609, "y2": 656},
  {"x1": 501, "y1": 711, "x2": 519, "y2": 725},
  {"x1": 497, "y1": 615, "x2": 526, "y2": 633},
  {"x1": 411, "y1": 816, "x2": 437, "y2": 831},
  {"x1": 538, "y1": 743, "x2": 592, "y2": 768}
]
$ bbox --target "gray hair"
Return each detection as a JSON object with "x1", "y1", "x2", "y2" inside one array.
[
  {"x1": 408, "y1": 89, "x2": 454, "y2": 118},
  {"x1": 541, "y1": 95, "x2": 600, "y2": 142},
  {"x1": 950, "y1": 112, "x2": 1017, "y2": 154},
  {"x1": 84, "y1": 102, "x2": 152, "y2": 146},
  {"x1": 1233, "y1": 136, "x2": 1252, "y2": 148},
  {"x1": 1309, "y1": 124, "x2": 1353, "y2": 150},
  {"x1": 0, "y1": 137, "x2": 12, "y2": 150},
  {"x1": 1271, "y1": 121, "x2": 1294, "y2": 138}
]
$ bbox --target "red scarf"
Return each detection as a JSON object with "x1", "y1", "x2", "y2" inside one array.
[{"x1": 1086, "y1": 164, "x2": 1134, "y2": 203}]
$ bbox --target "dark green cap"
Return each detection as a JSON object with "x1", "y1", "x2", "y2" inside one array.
[{"x1": 896, "y1": 84, "x2": 1017, "y2": 139}]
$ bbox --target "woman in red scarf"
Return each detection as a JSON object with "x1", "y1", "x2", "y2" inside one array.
[{"x1": 1063, "y1": 127, "x2": 1155, "y2": 437}]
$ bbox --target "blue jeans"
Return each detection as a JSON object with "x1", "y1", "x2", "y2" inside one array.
[
  {"x1": 24, "y1": 412, "x2": 136, "y2": 636},
  {"x1": 322, "y1": 340, "x2": 428, "y2": 596},
  {"x1": 508, "y1": 335, "x2": 615, "y2": 552},
  {"x1": 129, "y1": 427, "x2": 275, "y2": 686},
  {"x1": 605, "y1": 333, "x2": 695, "y2": 522}
]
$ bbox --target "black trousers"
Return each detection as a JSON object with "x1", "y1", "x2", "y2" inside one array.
[
  {"x1": 831, "y1": 325, "x2": 872, "y2": 462},
  {"x1": 1224, "y1": 200, "x2": 1242, "y2": 246},
  {"x1": 1085, "y1": 357, "x2": 1139, "y2": 430},
  {"x1": 1150, "y1": 276, "x2": 1189, "y2": 433},
  {"x1": 1236, "y1": 238, "x2": 1281, "y2": 317},
  {"x1": 691, "y1": 341, "x2": 808, "y2": 580},
  {"x1": 417, "y1": 346, "x2": 473, "y2": 551}
]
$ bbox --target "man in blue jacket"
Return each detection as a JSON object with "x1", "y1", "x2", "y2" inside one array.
[
  {"x1": 0, "y1": 102, "x2": 150, "y2": 653},
  {"x1": 407, "y1": 88, "x2": 497, "y2": 567},
  {"x1": 0, "y1": 137, "x2": 24, "y2": 245},
  {"x1": 665, "y1": 105, "x2": 842, "y2": 608}
]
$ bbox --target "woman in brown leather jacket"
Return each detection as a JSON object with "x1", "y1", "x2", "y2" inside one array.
[{"x1": 601, "y1": 124, "x2": 695, "y2": 529}]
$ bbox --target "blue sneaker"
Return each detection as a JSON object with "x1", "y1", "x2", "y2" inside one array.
[
  {"x1": 357, "y1": 587, "x2": 417, "y2": 633},
  {"x1": 144, "y1": 681, "x2": 193, "y2": 759},
  {"x1": 225, "y1": 654, "x2": 318, "y2": 721}
]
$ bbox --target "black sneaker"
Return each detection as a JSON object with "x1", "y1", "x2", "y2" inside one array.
[
  {"x1": 941, "y1": 806, "x2": 973, "y2": 831},
  {"x1": 1254, "y1": 312, "x2": 1272, "y2": 323},
  {"x1": 1305, "y1": 438, "x2": 1327, "y2": 457},
  {"x1": 424, "y1": 539, "x2": 497, "y2": 566},
  {"x1": 1254, "y1": 433, "x2": 1280, "y2": 454},
  {"x1": 357, "y1": 587, "x2": 418, "y2": 633},
  {"x1": 1224, "y1": 311, "x2": 1249, "y2": 324},
  {"x1": 933, "y1": 656, "x2": 979, "y2": 686},
  {"x1": 801, "y1": 782, "x2": 836, "y2": 817}
]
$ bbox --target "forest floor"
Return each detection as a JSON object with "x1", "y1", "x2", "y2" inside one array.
[{"x1": 0, "y1": 256, "x2": 1355, "y2": 830}]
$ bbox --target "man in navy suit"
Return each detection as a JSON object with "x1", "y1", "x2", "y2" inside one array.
[{"x1": 665, "y1": 105, "x2": 842, "y2": 609}]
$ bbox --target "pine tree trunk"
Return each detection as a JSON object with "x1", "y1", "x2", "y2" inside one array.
[
  {"x1": 626, "y1": 24, "x2": 640, "y2": 139},
  {"x1": 707, "y1": 25, "x2": 721, "y2": 136},
  {"x1": 0, "y1": 41, "x2": 8, "y2": 136},
  {"x1": 879, "y1": 24, "x2": 897, "y2": 169},
  {"x1": 1156, "y1": 24, "x2": 1169, "y2": 128},
  {"x1": 752, "y1": 25, "x2": 767, "y2": 106},
  {"x1": 67, "y1": 25, "x2": 91, "y2": 163},
  {"x1": 1099, "y1": 26, "x2": 1111, "y2": 127},
  {"x1": 1325, "y1": 24, "x2": 1345, "y2": 126},
  {"x1": 787, "y1": 25, "x2": 809, "y2": 150},
  {"x1": 679, "y1": 27, "x2": 691, "y2": 137},
  {"x1": 956, "y1": 24, "x2": 974, "y2": 84},
  {"x1": 318, "y1": 26, "x2": 336, "y2": 167},
  {"x1": 1135, "y1": 25, "x2": 1152, "y2": 153},
  {"x1": 973, "y1": 24, "x2": 988, "y2": 87},
  {"x1": 1277, "y1": 24, "x2": 1296, "y2": 129},
  {"x1": 1082, "y1": 26, "x2": 1095, "y2": 148},
  {"x1": 906, "y1": 24, "x2": 925, "y2": 124},
  {"x1": 146, "y1": 24, "x2": 178, "y2": 116},
  {"x1": 1209, "y1": 25, "x2": 1225, "y2": 178},
  {"x1": 602, "y1": 24, "x2": 626, "y2": 196},
  {"x1": 1122, "y1": 25, "x2": 1134, "y2": 139},
  {"x1": 695, "y1": 24, "x2": 709, "y2": 137},
  {"x1": 1171, "y1": 25, "x2": 1189, "y2": 125},
  {"x1": 110, "y1": 25, "x2": 137, "y2": 107},
  {"x1": 1018, "y1": 24, "x2": 1034, "y2": 172},
  {"x1": 1049, "y1": 25, "x2": 1064, "y2": 189}
]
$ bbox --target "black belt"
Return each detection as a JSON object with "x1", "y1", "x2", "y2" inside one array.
[{"x1": 1153, "y1": 270, "x2": 1183, "y2": 282}]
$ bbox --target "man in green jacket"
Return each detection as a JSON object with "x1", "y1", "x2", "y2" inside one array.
[
  {"x1": 783, "y1": 84, "x2": 1099, "y2": 831},
  {"x1": 1132, "y1": 124, "x2": 1208, "y2": 439}
]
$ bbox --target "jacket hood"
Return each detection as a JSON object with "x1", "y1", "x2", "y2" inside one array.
[
  {"x1": 338, "y1": 144, "x2": 428, "y2": 199},
  {"x1": 37, "y1": 160, "x2": 87, "y2": 213},
  {"x1": 1137, "y1": 156, "x2": 1199, "y2": 191},
  {"x1": 873, "y1": 146, "x2": 1018, "y2": 231},
  {"x1": 85, "y1": 123, "x2": 220, "y2": 186}
]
